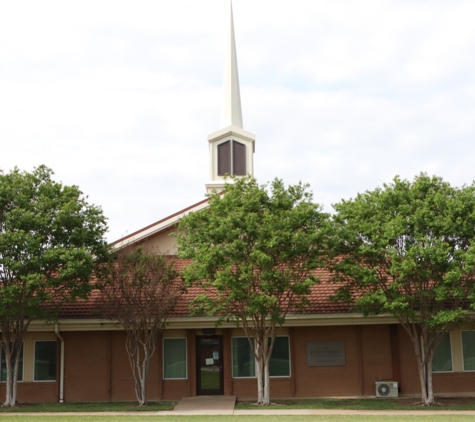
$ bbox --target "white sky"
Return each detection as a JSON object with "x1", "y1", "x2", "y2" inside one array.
[{"x1": 1, "y1": 0, "x2": 475, "y2": 242}]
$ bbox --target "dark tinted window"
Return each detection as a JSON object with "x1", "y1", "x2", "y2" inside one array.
[
  {"x1": 233, "y1": 141, "x2": 246, "y2": 175},
  {"x1": 218, "y1": 141, "x2": 231, "y2": 175}
]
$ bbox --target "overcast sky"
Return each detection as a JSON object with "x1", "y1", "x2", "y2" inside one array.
[{"x1": 1, "y1": 0, "x2": 475, "y2": 241}]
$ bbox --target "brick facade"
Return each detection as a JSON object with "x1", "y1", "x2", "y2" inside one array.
[{"x1": 4, "y1": 323, "x2": 475, "y2": 403}]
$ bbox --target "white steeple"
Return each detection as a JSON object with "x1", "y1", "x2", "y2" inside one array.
[
  {"x1": 220, "y1": 1, "x2": 243, "y2": 129},
  {"x1": 205, "y1": 0, "x2": 255, "y2": 194}
]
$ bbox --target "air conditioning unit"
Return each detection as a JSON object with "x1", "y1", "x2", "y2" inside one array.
[{"x1": 375, "y1": 381, "x2": 398, "y2": 398}]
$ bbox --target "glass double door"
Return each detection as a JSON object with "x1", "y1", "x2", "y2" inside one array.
[{"x1": 196, "y1": 336, "x2": 223, "y2": 395}]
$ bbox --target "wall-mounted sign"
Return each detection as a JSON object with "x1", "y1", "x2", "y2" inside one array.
[{"x1": 306, "y1": 342, "x2": 346, "y2": 366}]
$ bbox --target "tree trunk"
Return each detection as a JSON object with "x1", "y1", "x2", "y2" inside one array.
[
  {"x1": 3, "y1": 349, "x2": 14, "y2": 407},
  {"x1": 263, "y1": 359, "x2": 270, "y2": 405},
  {"x1": 2, "y1": 345, "x2": 20, "y2": 408},
  {"x1": 138, "y1": 368, "x2": 146, "y2": 406},
  {"x1": 256, "y1": 356, "x2": 271, "y2": 405},
  {"x1": 415, "y1": 351, "x2": 430, "y2": 405},
  {"x1": 405, "y1": 324, "x2": 437, "y2": 406},
  {"x1": 256, "y1": 355, "x2": 264, "y2": 404},
  {"x1": 137, "y1": 349, "x2": 150, "y2": 406},
  {"x1": 125, "y1": 331, "x2": 156, "y2": 406},
  {"x1": 426, "y1": 362, "x2": 434, "y2": 405},
  {"x1": 254, "y1": 334, "x2": 272, "y2": 406}
]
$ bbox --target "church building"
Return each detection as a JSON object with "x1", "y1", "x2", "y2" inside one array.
[{"x1": 2, "y1": 3, "x2": 475, "y2": 404}]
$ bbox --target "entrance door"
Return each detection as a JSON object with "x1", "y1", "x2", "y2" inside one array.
[{"x1": 196, "y1": 335, "x2": 224, "y2": 395}]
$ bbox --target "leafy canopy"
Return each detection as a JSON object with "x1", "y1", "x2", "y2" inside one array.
[
  {"x1": 332, "y1": 173, "x2": 475, "y2": 327},
  {"x1": 177, "y1": 177, "x2": 331, "y2": 325},
  {"x1": 0, "y1": 165, "x2": 110, "y2": 322}
]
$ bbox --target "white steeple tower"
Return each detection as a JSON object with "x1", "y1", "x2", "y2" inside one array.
[
  {"x1": 220, "y1": 0, "x2": 243, "y2": 129},
  {"x1": 205, "y1": 0, "x2": 255, "y2": 194}
]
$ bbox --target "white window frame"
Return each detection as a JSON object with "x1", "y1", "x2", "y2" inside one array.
[
  {"x1": 461, "y1": 330, "x2": 475, "y2": 372},
  {"x1": 230, "y1": 335, "x2": 291, "y2": 379},
  {"x1": 162, "y1": 337, "x2": 188, "y2": 380},
  {"x1": 0, "y1": 341, "x2": 25, "y2": 383},
  {"x1": 432, "y1": 332, "x2": 454, "y2": 373},
  {"x1": 33, "y1": 340, "x2": 58, "y2": 382}
]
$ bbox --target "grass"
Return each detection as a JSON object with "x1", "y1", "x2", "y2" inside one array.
[
  {"x1": 2, "y1": 397, "x2": 475, "y2": 413},
  {"x1": 1, "y1": 416, "x2": 475, "y2": 422},
  {"x1": 0, "y1": 401, "x2": 175, "y2": 413},
  {"x1": 235, "y1": 397, "x2": 475, "y2": 411},
  {"x1": 0, "y1": 397, "x2": 475, "y2": 422}
]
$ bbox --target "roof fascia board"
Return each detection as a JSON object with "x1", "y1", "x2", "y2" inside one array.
[
  {"x1": 25, "y1": 313, "x2": 403, "y2": 332},
  {"x1": 113, "y1": 198, "x2": 210, "y2": 249}
]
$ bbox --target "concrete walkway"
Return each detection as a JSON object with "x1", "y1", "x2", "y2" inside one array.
[{"x1": 159, "y1": 395, "x2": 236, "y2": 415}]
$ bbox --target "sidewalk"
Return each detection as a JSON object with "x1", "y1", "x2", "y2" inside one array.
[{"x1": 3, "y1": 409, "x2": 475, "y2": 416}]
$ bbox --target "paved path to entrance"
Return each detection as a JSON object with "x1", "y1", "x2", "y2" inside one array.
[{"x1": 158, "y1": 395, "x2": 237, "y2": 415}]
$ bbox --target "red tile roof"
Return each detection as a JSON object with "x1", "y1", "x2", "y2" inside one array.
[{"x1": 58, "y1": 258, "x2": 351, "y2": 319}]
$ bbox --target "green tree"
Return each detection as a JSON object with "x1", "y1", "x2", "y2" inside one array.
[
  {"x1": 331, "y1": 174, "x2": 475, "y2": 406},
  {"x1": 0, "y1": 166, "x2": 109, "y2": 407},
  {"x1": 99, "y1": 247, "x2": 184, "y2": 406},
  {"x1": 177, "y1": 177, "x2": 331, "y2": 405}
]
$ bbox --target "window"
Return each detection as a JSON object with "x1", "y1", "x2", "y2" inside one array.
[
  {"x1": 269, "y1": 336, "x2": 290, "y2": 377},
  {"x1": 462, "y1": 331, "x2": 475, "y2": 371},
  {"x1": 432, "y1": 333, "x2": 453, "y2": 372},
  {"x1": 163, "y1": 338, "x2": 187, "y2": 379},
  {"x1": 232, "y1": 337, "x2": 255, "y2": 378},
  {"x1": 1, "y1": 344, "x2": 23, "y2": 382},
  {"x1": 231, "y1": 336, "x2": 290, "y2": 378},
  {"x1": 232, "y1": 141, "x2": 246, "y2": 175},
  {"x1": 218, "y1": 141, "x2": 231, "y2": 175},
  {"x1": 34, "y1": 341, "x2": 57, "y2": 381},
  {"x1": 217, "y1": 140, "x2": 246, "y2": 176}
]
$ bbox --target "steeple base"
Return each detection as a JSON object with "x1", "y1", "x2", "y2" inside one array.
[{"x1": 205, "y1": 181, "x2": 227, "y2": 194}]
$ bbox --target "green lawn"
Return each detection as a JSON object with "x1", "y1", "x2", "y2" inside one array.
[
  {"x1": 0, "y1": 416, "x2": 475, "y2": 422},
  {"x1": 0, "y1": 401, "x2": 175, "y2": 413},
  {"x1": 236, "y1": 398, "x2": 475, "y2": 411},
  {"x1": 2, "y1": 397, "x2": 475, "y2": 413}
]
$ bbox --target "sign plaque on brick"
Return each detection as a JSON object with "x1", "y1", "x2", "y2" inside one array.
[{"x1": 306, "y1": 342, "x2": 346, "y2": 366}]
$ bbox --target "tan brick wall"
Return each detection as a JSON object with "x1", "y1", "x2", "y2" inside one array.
[
  {"x1": 110, "y1": 331, "x2": 161, "y2": 401},
  {"x1": 62, "y1": 331, "x2": 163, "y2": 402},
  {"x1": 161, "y1": 380, "x2": 189, "y2": 400},
  {"x1": 291, "y1": 325, "x2": 363, "y2": 397},
  {"x1": 433, "y1": 372, "x2": 475, "y2": 393},
  {"x1": 0, "y1": 383, "x2": 58, "y2": 403},
  {"x1": 11, "y1": 324, "x2": 475, "y2": 403},
  {"x1": 360, "y1": 325, "x2": 394, "y2": 395},
  {"x1": 230, "y1": 325, "x2": 393, "y2": 400},
  {"x1": 63, "y1": 331, "x2": 111, "y2": 402},
  {"x1": 396, "y1": 325, "x2": 419, "y2": 394}
]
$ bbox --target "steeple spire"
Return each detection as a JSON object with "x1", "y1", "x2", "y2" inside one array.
[
  {"x1": 206, "y1": 0, "x2": 255, "y2": 194},
  {"x1": 220, "y1": 0, "x2": 243, "y2": 129}
]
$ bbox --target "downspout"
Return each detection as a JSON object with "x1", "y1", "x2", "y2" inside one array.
[{"x1": 54, "y1": 323, "x2": 65, "y2": 403}]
